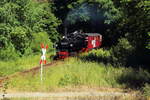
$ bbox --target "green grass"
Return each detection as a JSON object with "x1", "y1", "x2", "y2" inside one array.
[
  {"x1": 142, "y1": 83, "x2": 150, "y2": 98},
  {"x1": 1, "y1": 49, "x2": 149, "y2": 99},
  {"x1": 7, "y1": 57, "x2": 127, "y2": 92},
  {"x1": 0, "y1": 52, "x2": 54, "y2": 77}
]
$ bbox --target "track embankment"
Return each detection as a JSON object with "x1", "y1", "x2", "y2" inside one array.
[
  {"x1": 0, "y1": 59, "x2": 144, "y2": 100},
  {"x1": 0, "y1": 60, "x2": 63, "y2": 86}
]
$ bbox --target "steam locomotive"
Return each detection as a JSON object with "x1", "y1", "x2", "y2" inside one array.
[{"x1": 54, "y1": 31, "x2": 102, "y2": 59}]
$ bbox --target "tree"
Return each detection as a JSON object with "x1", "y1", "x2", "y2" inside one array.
[
  {"x1": 147, "y1": 32, "x2": 150, "y2": 49},
  {"x1": 110, "y1": 0, "x2": 150, "y2": 66},
  {"x1": 10, "y1": 26, "x2": 31, "y2": 54},
  {"x1": 112, "y1": 0, "x2": 149, "y2": 49},
  {"x1": 23, "y1": 0, "x2": 61, "y2": 41},
  {"x1": 65, "y1": 0, "x2": 121, "y2": 25},
  {"x1": 111, "y1": 38, "x2": 133, "y2": 66},
  {"x1": 0, "y1": 0, "x2": 60, "y2": 60}
]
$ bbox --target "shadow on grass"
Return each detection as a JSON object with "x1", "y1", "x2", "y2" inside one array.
[
  {"x1": 78, "y1": 53, "x2": 111, "y2": 65},
  {"x1": 78, "y1": 53, "x2": 150, "y2": 89},
  {"x1": 117, "y1": 68, "x2": 150, "y2": 89}
]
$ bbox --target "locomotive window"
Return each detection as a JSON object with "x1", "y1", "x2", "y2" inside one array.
[{"x1": 100, "y1": 36, "x2": 102, "y2": 41}]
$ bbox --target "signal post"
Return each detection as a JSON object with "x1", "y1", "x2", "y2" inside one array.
[{"x1": 40, "y1": 43, "x2": 48, "y2": 83}]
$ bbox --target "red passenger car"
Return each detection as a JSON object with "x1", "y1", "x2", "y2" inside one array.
[{"x1": 84, "y1": 33, "x2": 102, "y2": 51}]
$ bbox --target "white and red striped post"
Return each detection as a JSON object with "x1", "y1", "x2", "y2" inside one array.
[{"x1": 40, "y1": 43, "x2": 48, "y2": 83}]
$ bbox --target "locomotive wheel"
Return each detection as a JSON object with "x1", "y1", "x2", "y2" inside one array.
[
  {"x1": 53, "y1": 55, "x2": 59, "y2": 60},
  {"x1": 70, "y1": 52, "x2": 78, "y2": 57}
]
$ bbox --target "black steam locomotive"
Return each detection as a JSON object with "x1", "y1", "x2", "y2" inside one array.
[{"x1": 54, "y1": 31, "x2": 102, "y2": 59}]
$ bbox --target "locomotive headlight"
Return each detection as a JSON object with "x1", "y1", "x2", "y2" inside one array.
[
  {"x1": 62, "y1": 36, "x2": 65, "y2": 39},
  {"x1": 70, "y1": 44, "x2": 73, "y2": 47},
  {"x1": 53, "y1": 44, "x2": 57, "y2": 48},
  {"x1": 55, "y1": 44, "x2": 58, "y2": 47}
]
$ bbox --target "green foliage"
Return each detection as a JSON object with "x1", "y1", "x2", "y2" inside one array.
[
  {"x1": 89, "y1": 49, "x2": 111, "y2": 58},
  {"x1": 0, "y1": 24, "x2": 19, "y2": 60},
  {"x1": 10, "y1": 26, "x2": 31, "y2": 54},
  {"x1": 31, "y1": 32, "x2": 53, "y2": 53},
  {"x1": 58, "y1": 74, "x2": 80, "y2": 86},
  {"x1": 147, "y1": 32, "x2": 150, "y2": 49},
  {"x1": 111, "y1": 38, "x2": 133, "y2": 65},
  {"x1": 119, "y1": 68, "x2": 150, "y2": 88},
  {"x1": 65, "y1": 0, "x2": 121, "y2": 25},
  {"x1": 143, "y1": 83, "x2": 150, "y2": 98},
  {"x1": 7, "y1": 57, "x2": 150, "y2": 92},
  {"x1": 0, "y1": 0, "x2": 60, "y2": 60},
  {"x1": 0, "y1": 1, "x2": 20, "y2": 25},
  {"x1": 0, "y1": 24, "x2": 12, "y2": 48},
  {"x1": 53, "y1": 0, "x2": 73, "y2": 20},
  {"x1": 8, "y1": 58, "x2": 125, "y2": 91},
  {"x1": 112, "y1": 0, "x2": 149, "y2": 50},
  {"x1": 0, "y1": 44, "x2": 19, "y2": 61},
  {"x1": 0, "y1": 52, "x2": 53, "y2": 77},
  {"x1": 24, "y1": 1, "x2": 61, "y2": 41},
  {"x1": 79, "y1": 49, "x2": 111, "y2": 64}
]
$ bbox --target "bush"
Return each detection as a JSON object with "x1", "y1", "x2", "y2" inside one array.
[
  {"x1": 147, "y1": 32, "x2": 150, "y2": 49},
  {"x1": 58, "y1": 74, "x2": 80, "y2": 86},
  {"x1": 79, "y1": 49, "x2": 111, "y2": 64},
  {"x1": 0, "y1": 0, "x2": 60, "y2": 57},
  {"x1": 90, "y1": 49, "x2": 111, "y2": 58},
  {"x1": 111, "y1": 38, "x2": 134, "y2": 66},
  {"x1": 118, "y1": 68, "x2": 150, "y2": 88},
  {"x1": 10, "y1": 26, "x2": 31, "y2": 54},
  {"x1": 30, "y1": 32, "x2": 53, "y2": 53},
  {"x1": 142, "y1": 83, "x2": 150, "y2": 98},
  {"x1": 80, "y1": 39, "x2": 133, "y2": 66},
  {"x1": 0, "y1": 44, "x2": 19, "y2": 61},
  {"x1": 24, "y1": 0, "x2": 61, "y2": 42}
]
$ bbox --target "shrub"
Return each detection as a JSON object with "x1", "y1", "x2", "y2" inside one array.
[
  {"x1": 58, "y1": 74, "x2": 80, "y2": 86},
  {"x1": 24, "y1": 0, "x2": 61, "y2": 42},
  {"x1": 10, "y1": 26, "x2": 31, "y2": 54},
  {"x1": 79, "y1": 49, "x2": 111, "y2": 64},
  {"x1": 118, "y1": 68, "x2": 150, "y2": 88},
  {"x1": 111, "y1": 38, "x2": 134, "y2": 66},
  {"x1": 90, "y1": 49, "x2": 111, "y2": 58},
  {"x1": 30, "y1": 32, "x2": 53, "y2": 53},
  {"x1": 0, "y1": 44, "x2": 19, "y2": 61},
  {"x1": 147, "y1": 32, "x2": 150, "y2": 49},
  {"x1": 142, "y1": 83, "x2": 150, "y2": 98},
  {"x1": 0, "y1": 0, "x2": 60, "y2": 57}
]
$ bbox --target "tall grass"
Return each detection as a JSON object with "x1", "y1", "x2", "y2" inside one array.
[
  {"x1": 8, "y1": 57, "x2": 127, "y2": 92},
  {"x1": 1, "y1": 49, "x2": 150, "y2": 99},
  {"x1": 142, "y1": 83, "x2": 150, "y2": 99},
  {"x1": 0, "y1": 52, "x2": 54, "y2": 77}
]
